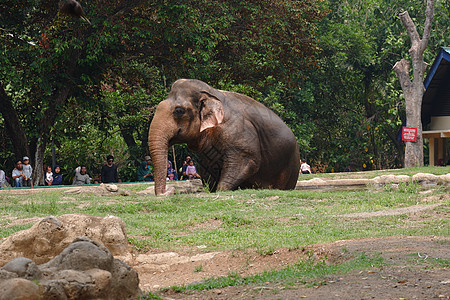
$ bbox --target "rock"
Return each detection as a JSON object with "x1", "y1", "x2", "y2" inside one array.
[
  {"x1": 372, "y1": 175, "x2": 410, "y2": 184},
  {"x1": 174, "y1": 179, "x2": 204, "y2": 194},
  {"x1": 412, "y1": 173, "x2": 438, "y2": 184},
  {"x1": 438, "y1": 173, "x2": 450, "y2": 183},
  {"x1": 136, "y1": 179, "x2": 204, "y2": 195},
  {"x1": 0, "y1": 214, "x2": 129, "y2": 266},
  {"x1": 84, "y1": 268, "x2": 112, "y2": 295},
  {"x1": 0, "y1": 237, "x2": 142, "y2": 300},
  {"x1": 1, "y1": 257, "x2": 41, "y2": 280},
  {"x1": 295, "y1": 178, "x2": 326, "y2": 189},
  {"x1": 104, "y1": 184, "x2": 119, "y2": 192},
  {"x1": 0, "y1": 278, "x2": 40, "y2": 300},
  {"x1": 98, "y1": 184, "x2": 130, "y2": 196},
  {"x1": 64, "y1": 184, "x2": 130, "y2": 196},
  {"x1": 0, "y1": 269, "x2": 18, "y2": 280},
  {"x1": 109, "y1": 259, "x2": 141, "y2": 299},
  {"x1": 41, "y1": 237, "x2": 113, "y2": 272}
]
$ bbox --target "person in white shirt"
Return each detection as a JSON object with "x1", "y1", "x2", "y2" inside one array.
[
  {"x1": 300, "y1": 159, "x2": 312, "y2": 174},
  {"x1": 45, "y1": 166, "x2": 53, "y2": 185}
]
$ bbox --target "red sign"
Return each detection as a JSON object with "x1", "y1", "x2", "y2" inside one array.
[{"x1": 402, "y1": 127, "x2": 417, "y2": 142}]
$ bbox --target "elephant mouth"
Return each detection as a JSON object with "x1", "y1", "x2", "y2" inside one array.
[{"x1": 168, "y1": 128, "x2": 183, "y2": 145}]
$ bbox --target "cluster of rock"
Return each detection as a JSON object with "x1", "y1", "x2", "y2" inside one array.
[
  {"x1": 0, "y1": 214, "x2": 128, "y2": 265},
  {"x1": 64, "y1": 184, "x2": 130, "y2": 196},
  {"x1": 0, "y1": 237, "x2": 142, "y2": 299},
  {"x1": 0, "y1": 215, "x2": 141, "y2": 299},
  {"x1": 137, "y1": 179, "x2": 203, "y2": 195},
  {"x1": 295, "y1": 172, "x2": 450, "y2": 190}
]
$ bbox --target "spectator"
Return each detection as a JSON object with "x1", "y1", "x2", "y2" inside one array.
[
  {"x1": 186, "y1": 160, "x2": 201, "y2": 179},
  {"x1": 137, "y1": 156, "x2": 153, "y2": 182},
  {"x1": 101, "y1": 155, "x2": 118, "y2": 183},
  {"x1": 72, "y1": 166, "x2": 91, "y2": 185},
  {"x1": 52, "y1": 165, "x2": 63, "y2": 185},
  {"x1": 22, "y1": 156, "x2": 33, "y2": 188},
  {"x1": 45, "y1": 166, "x2": 53, "y2": 185},
  {"x1": 167, "y1": 161, "x2": 178, "y2": 181},
  {"x1": 181, "y1": 156, "x2": 192, "y2": 180},
  {"x1": 12, "y1": 160, "x2": 26, "y2": 187},
  {"x1": 300, "y1": 159, "x2": 312, "y2": 174},
  {"x1": 0, "y1": 168, "x2": 6, "y2": 188}
]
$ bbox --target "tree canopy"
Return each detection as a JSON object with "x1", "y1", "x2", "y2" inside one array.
[{"x1": 0, "y1": 0, "x2": 449, "y2": 182}]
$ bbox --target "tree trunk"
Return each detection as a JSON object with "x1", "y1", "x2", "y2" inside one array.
[
  {"x1": 0, "y1": 84, "x2": 30, "y2": 159},
  {"x1": 392, "y1": 0, "x2": 435, "y2": 168},
  {"x1": 32, "y1": 84, "x2": 72, "y2": 186},
  {"x1": 31, "y1": 49, "x2": 80, "y2": 186}
]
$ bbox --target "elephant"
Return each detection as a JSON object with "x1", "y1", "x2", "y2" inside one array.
[{"x1": 148, "y1": 79, "x2": 300, "y2": 195}]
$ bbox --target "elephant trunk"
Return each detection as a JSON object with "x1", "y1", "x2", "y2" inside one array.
[{"x1": 148, "y1": 101, "x2": 174, "y2": 195}]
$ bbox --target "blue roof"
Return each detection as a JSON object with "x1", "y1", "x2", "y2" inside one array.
[
  {"x1": 422, "y1": 47, "x2": 450, "y2": 125},
  {"x1": 424, "y1": 47, "x2": 450, "y2": 89}
]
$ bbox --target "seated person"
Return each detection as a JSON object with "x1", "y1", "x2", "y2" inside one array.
[
  {"x1": 300, "y1": 159, "x2": 312, "y2": 174},
  {"x1": 186, "y1": 160, "x2": 201, "y2": 179},
  {"x1": 167, "y1": 161, "x2": 178, "y2": 181},
  {"x1": 12, "y1": 160, "x2": 26, "y2": 187},
  {"x1": 101, "y1": 155, "x2": 118, "y2": 183},
  {"x1": 181, "y1": 156, "x2": 192, "y2": 180},
  {"x1": 45, "y1": 166, "x2": 53, "y2": 185},
  {"x1": 72, "y1": 166, "x2": 91, "y2": 185},
  {"x1": 137, "y1": 156, "x2": 153, "y2": 181},
  {"x1": 52, "y1": 165, "x2": 63, "y2": 185}
]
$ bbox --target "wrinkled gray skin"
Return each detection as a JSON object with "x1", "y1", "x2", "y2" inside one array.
[{"x1": 148, "y1": 79, "x2": 300, "y2": 195}]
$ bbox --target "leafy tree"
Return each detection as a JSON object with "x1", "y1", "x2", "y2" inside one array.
[
  {"x1": 393, "y1": 0, "x2": 435, "y2": 167},
  {"x1": 1, "y1": 0, "x2": 326, "y2": 182}
]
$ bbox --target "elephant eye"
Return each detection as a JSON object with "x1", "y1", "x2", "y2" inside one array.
[{"x1": 174, "y1": 107, "x2": 186, "y2": 117}]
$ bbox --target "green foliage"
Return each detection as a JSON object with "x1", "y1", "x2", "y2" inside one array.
[
  {"x1": 0, "y1": 0, "x2": 449, "y2": 177},
  {"x1": 303, "y1": 0, "x2": 450, "y2": 171}
]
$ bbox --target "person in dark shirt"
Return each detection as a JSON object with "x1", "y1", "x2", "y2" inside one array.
[
  {"x1": 52, "y1": 165, "x2": 63, "y2": 185},
  {"x1": 101, "y1": 155, "x2": 118, "y2": 183}
]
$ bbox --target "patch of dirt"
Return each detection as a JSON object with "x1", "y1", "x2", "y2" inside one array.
[
  {"x1": 0, "y1": 217, "x2": 42, "y2": 228},
  {"x1": 125, "y1": 247, "x2": 310, "y2": 291},
  {"x1": 155, "y1": 236, "x2": 450, "y2": 299},
  {"x1": 335, "y1": 203, "x2": 443, "y2": 218}
]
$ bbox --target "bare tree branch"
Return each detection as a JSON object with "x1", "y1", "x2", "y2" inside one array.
[
  {"x1": 421, "y1": 0, "x2": 436, "y2": 52},
  {"x1": 398, "y1": 11, "x2": 420, "y2": 49},
  {"x1": 392, "y1": 59, "x2": 411, "y2": 94}
]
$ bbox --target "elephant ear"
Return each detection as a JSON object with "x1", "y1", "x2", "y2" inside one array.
[{"x1": 199, "y1": 90, "x2": 224, "y2": 132}]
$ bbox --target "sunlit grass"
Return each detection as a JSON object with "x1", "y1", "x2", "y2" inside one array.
[{"x1": 1, "y1": 176, "x2": 448, "y2": 252}]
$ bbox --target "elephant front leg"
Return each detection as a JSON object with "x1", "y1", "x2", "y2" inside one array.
[{"x1": 216, "y1": 152, "x2": 259, "y2": 191}]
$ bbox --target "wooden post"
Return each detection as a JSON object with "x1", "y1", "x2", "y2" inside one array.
[
  {"x1": 437, "y1": 138, "x2": 444, "y2": 165},
  {"x1": 429, "y1": 137, "x2": 435, "y2": 166},
  {"x1": 172, "y1": 145, "x2": 177, "y2": 173}
]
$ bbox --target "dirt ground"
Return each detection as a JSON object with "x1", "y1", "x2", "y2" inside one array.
[{"x1": 151, "y1": 236, "x2": 450, "y2": 299}]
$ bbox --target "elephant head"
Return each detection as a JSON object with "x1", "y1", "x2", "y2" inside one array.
[{"x1": 148, "y1": 79, "x2": 225, "y2": 195}]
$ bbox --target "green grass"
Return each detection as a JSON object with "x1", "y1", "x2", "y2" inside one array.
[{"x1": 0, "y1": 168, "x2": 448, "y2": 252}]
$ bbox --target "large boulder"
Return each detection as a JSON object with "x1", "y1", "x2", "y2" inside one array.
[
  {"x1": 0, "y1": 237, "x2": 142, "y2": 300},
  {"x1": 0, "y1": 214, "x2": 128, "y2": 266}
]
